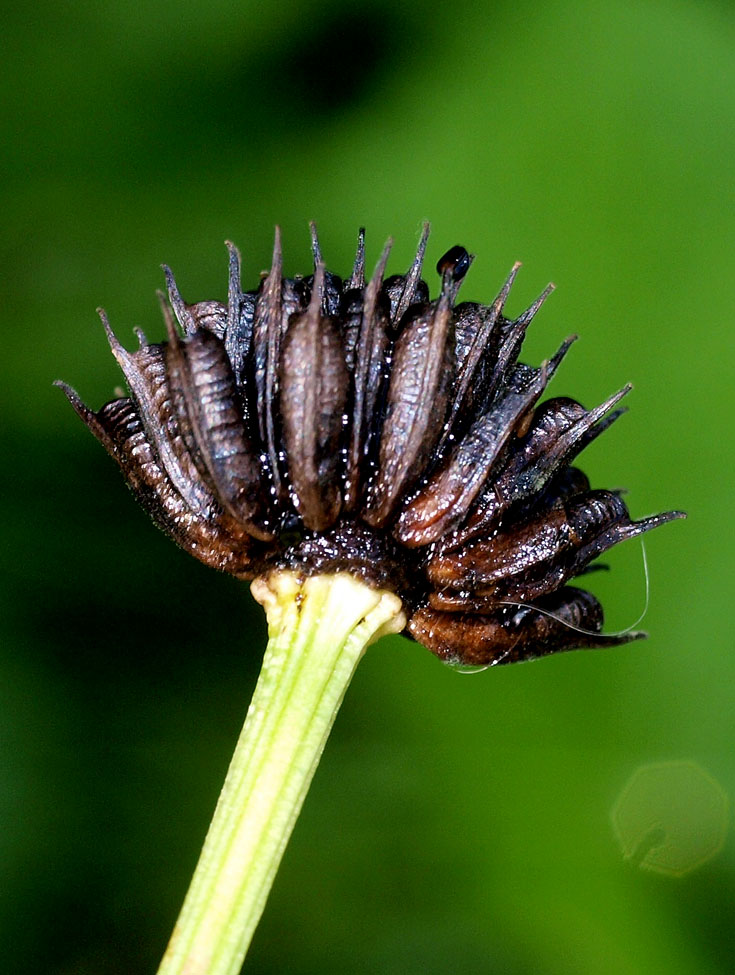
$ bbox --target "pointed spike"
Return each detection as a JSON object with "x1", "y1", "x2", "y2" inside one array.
[
  {"x1": 491, "y1": 261, "x2": 522, "y2": 315},
  {"x1": 560, "y1": 386, "x2": 633, "y2": 444},
  {"x1": 586, "y1": 384, "x2": 634, "y2": 424},
  {"x1": 583, "y1": 509, "x2": 686, "y2": 565},
  {"x1": 133, "y1": 327, "x2": 147, "y2": 348},
  {"x1": 308, "y1": 262, "x2": 325, "y2": 317},
  {"x1": 357, "y1": 237, "x2": 393, "y2": 386},
  {"x1": 484, "y1": 261, "x2": 522, "y2": 330},
  {"x1": 157, "y1": 291, "x2": 192, "y2": 430},
  {"x1": 54, "y1": 379, "x2": 93, "y2": 422},
  {"x1": 563, "y1": 404, "x2": 629, "y2": 461},
  {"x1": 625, "y1": 509, "x2": 687, "y2": 538},
  {"x1": 309, "y1": 220, "x2": 322, "y2": 269},
  {"x1": 588, "y1": 405, "x2": 628, "y2": 437},
  {"x1": 161, "y1": 265, "x2": 196, "y2": 336},
  {"x1": 474, "y1": 300, "x2": 543, "y2": 408},
  {"x1": 441, "y1": 262, "x2": 523, "y2": 444},
  {"x1": 270, "y1": 225, "x2": 283, "y2": 280},
  {"x1": 368, "y1": 237, "x2": 393, "y2": 295},
  {"x1": 412, "y1": 220, "x2": 430, "y2": 267},
  {"x1": 348, "y1": 227, "x2": 366, "y2": 290},
  {"x1": 54, "y1": 380, "x2": 112, "y2": 449},
  {"x1": 225, "y1": 240, "x2": 242, "y2": 333},
  {"x1": 97, "y1": 307, "x2": 127, "y2": 359},
  {"x1": 156, "y1": 290, "x2": 180, "y2": 346},
  {"x1": 592, "y1": 509, "x2": 686, "y2": 558},
  {"x1": 530, "y1": 384, "x2": 634, "y2": 476},
  {"x1": 516, "y1": 281, "x2": 555, "y2": 326},
  {"x1": 543, "y1": 334, "x2": 578, "y2": 381},
  {"x1": 393, "y1": 222, "x2": 430, "y2": 323},
  {"x1": 464, "y1": 267, "x2": 531, "y2": 403},
  {"x1": 618, "y1": 630, "x2": 648, "y2": 644}
]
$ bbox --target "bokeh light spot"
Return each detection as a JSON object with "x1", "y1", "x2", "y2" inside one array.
[{"x1": 611, "y1": 761, "x2": 729, "y2": 877}]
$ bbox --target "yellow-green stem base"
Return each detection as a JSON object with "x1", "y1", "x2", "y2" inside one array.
[{"x1": 157, "y1": 571, "x2": 405, "y2": 975}]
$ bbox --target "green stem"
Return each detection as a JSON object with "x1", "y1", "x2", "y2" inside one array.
[{"x1": 156, "y1": 571, "x2": 405, "y2": 975}]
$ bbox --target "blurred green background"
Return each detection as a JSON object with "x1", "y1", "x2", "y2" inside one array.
[{"x1": 2, "y1": 0, "x2": 733, "y2": 972}]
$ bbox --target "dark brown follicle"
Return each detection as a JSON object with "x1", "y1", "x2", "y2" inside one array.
[
  {"x1": 364, "y1": 290, "x2": 455, "y2": 527},
  {"x1": 280, "y1": 265, "x2": 348, "y2": 531},
  {"x1": 343, "y1": 239, "x2": 392, "y2": 513},
  {"x1": 253, "y1": 227, "x2": 287, "y2": 500},
  {"x1": 426, "y1": 490, "x2": 682, "y2": 605},
  {"x1": 408, "y1": 587, "x2": 646, "y2": 667},
  {"x1": 395, "y1": 353, "x2": 555, "y2": 547},
  {"x1": 57, "y1": 226, "x2": 685, "y2": 665},
  {"x1": 170, "y1": 327, "x2": 271, "y2": 539}
]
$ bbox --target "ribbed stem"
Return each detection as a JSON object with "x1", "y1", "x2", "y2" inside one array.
[{"x1": 156, "y1": 571, "x2": 406, "y2": 975}]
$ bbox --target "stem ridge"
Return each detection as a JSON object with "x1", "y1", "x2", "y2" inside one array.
[{"x1": 157, "y1": 572, "x2": 405, "y2": 975}]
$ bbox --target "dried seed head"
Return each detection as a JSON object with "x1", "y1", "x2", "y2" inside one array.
[{"x1": 58, "y1": 226, "x2": 685, "y2": 666}]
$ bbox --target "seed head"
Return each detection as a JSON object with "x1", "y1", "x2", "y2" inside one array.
[{"x1": 58, "y1": 224, "x2": 684, "y2": 666}]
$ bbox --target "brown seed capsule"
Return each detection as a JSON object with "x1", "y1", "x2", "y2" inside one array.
[
  {"x1": 280, "y1": 265, "x2": 349, "y2": 531},
  {"x1": 343, "y1": 240, "x2": 392, "y2": 512},
  {"x1": 165, "y1": 322, "x2": 271, "y2": 540},
  {"x1": 427, "y1": 490, "x2": 683, "y2": 605},
  {"x1": 58, "y1": 225, "x2": 685, "y2": 666},
  {"x1": 408, "y1": 587, "x2": 646, "y2": 667},
  {"x1": 395, "y1": 345, "x2": 572, "y2": 548},
  {"x1": 439, "y1": 387, "x2": 632, "y2": 552},
  {"x1": 365, "y1": 283, "x2": 456, "y2": 526}
]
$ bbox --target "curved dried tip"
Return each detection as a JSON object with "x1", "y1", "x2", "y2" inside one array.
[
  {"x1": 97, "y1": 306, "x2": 125, "y2": 359},
  {"x1": 54, "y1": 380, "x2": 114, "y2": 452},
  {"x1": 162, "y1": 265, "x2": 197, "y2": 336},
  {"x1": 156, "y1": 289, "x2": 179, "y2": 345},
  {"x1": 97, "y1": 308, "x2": 152, "y2": 397},
  {"x1": 616, "y1": 508, "x2": 687, "y2": 541}
]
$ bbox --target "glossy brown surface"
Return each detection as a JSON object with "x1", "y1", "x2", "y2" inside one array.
[{"x1": 58, "y1": 227, "x2": 684, "y2": 664}]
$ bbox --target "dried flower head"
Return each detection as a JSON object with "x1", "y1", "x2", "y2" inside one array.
[{"x1": 58, "y1": 224, "x2": 684, "y2": 666}]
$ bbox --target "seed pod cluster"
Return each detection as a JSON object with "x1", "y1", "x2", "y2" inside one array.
[{"x1": 58, "y1": 225, "x2": 684, "y2": 666}]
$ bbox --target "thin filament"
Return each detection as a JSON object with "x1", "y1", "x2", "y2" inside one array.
[
  {"x1": 498, "y1": 537, "x2": 651, "y2": 639},
  {"x1": 452, "y1": 538, "x2": 650, "y2": 674}
]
